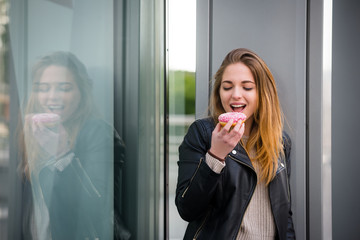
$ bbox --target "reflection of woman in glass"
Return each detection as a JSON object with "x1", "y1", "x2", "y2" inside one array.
[{"x1": 19, "y1": 52, "x2": 130, "y2": 240}]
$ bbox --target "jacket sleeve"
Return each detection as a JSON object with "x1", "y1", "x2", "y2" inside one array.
[
  {"x1": 175, "y1": 120, "x2": 222, "y2": 222},
  {"x1": 283, "y1": 133, "x2": 296, "y2": 239}
]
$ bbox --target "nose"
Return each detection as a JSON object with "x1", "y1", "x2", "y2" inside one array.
[
  {"x1": 46, "y1": 88, "x2": 61, "y2": 101},
  {"x1": 232, "y1": 86, "x2": 243, "y2": 99}
]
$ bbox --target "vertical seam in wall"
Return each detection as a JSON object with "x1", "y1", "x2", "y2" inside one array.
[
  {"x1": 164, "y1": 0, "x2": 169, "y2": 239},
  {"x1": 305, "y1": 0, "x2": 310, "y2": 239},
  {"x1": 208, "y1": 0, "x2": 213, "y2": 107},
  {"x1": 322, "y1": 0, "x2": 333, "y2": 238},
  {"x1": 121, "y1": 0, "x2": 127, "y2": 141}
]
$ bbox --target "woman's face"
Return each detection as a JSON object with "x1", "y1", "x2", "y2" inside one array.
[
  {"x1": 219, "y1": 62, "x2": 258, "y2": 134},
  {"x1": 34, "y1": 65, "x2": 81, "y2": 123}
]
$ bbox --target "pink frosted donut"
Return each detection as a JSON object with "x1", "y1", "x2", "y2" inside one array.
[
  {"x1": 32, "y1": 113, "x2": 60, "y2": 128},
  {"x1": 218, "y1": 112, "x2": 246, "y2": 127}
]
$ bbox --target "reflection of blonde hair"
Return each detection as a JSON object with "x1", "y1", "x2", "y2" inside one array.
[
  {"x1": 19, "y1": 51, "x2": 94, "y2": 178},
  {"x1": 209, "y1": 48, "x2": 284, "y2": 185}
]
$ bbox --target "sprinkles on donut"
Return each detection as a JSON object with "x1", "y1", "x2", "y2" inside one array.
[
  {"x1": 218, "y1": 112, "x2": 247, "y2": 127},
  {"x1": 32, "y1": 113, "x2": 60, "y2": 128}
]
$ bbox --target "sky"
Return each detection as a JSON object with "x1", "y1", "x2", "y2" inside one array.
[{"x1": 168, "y1": 0, "x2": 196, "y2": 72}]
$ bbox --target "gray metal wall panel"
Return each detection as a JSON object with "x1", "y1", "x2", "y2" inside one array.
[
  {"x1": 196, "y1": 0, "x2": 211, "y2": 119},
  {"x1": 307, "y1": 0, "x2": 334, "y2": 239},
  {"x1": 332, "y1": 0, "x2": 360, "y2": 238}
]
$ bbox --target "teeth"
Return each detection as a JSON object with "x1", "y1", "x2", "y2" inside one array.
[
  {"x1": 48, "y1": 106, "x2": 63, "y2": 110},
  {"x1": 231, "y1": 104, "x2": 245, "y2": 108}
]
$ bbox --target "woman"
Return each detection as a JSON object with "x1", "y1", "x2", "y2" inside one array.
[
  {"x1": 176, "y1": 48, "x2": 295, "y2": 239},
  {"x1": 19, "y1": 52, "x2": 130, "y2": 240}
]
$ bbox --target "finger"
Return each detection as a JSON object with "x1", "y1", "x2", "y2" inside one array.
[
  {"x1": 31, "y1": 119, "x2": 39, "y2": 132},
  {"x1": 239, "y1": 122, "x2": 245, "y2": 136},
  {"x1": 228, "y1": 122, "x2": 243, "y2": 141},
  {"x1": 23, "y1": 116, "x2": 32, "y2": 130},
  {"x1": 232, "y1": 120, "x2": 242, "y2": 132},
  {"x1": 222, "y1": 119, "x2": 234, "y2": 133},
  {"x1": 213, "y1": 122, "x2": 222, "y2": 133},
  {"x1": 36, "y1": 121, "x2": 46, "y2": 132}
]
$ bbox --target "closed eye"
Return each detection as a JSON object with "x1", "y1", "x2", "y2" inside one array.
[
  {"x1": 222, "y1": 86, "x2": 232, "y2": 91},
  {"x1": 58, "y1": 83, "x2": 73, "y2": 92},
  {"x1": 33, "y1": 83, "x2": 50, "y2": 92},
  {"x1": 221, "y1": 81, "x2": 233, "y2": 91}
]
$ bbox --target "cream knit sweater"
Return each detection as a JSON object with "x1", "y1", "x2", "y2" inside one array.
[{"x1": 205, "y1": 138, "x2": 275, "y2": 240}]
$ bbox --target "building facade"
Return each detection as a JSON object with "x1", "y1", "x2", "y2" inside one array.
[{"x1": 0, "y1": 0, "x2": 359, "y2": 239}]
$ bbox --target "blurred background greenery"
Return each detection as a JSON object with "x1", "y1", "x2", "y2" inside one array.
[{"x1": 169, "y1": 70, "x2": 195, "y2": 115}]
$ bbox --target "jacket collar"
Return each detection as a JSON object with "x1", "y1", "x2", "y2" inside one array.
[
  {"x1": 228, "y1": 143, "x2": 286, "y2": 175},
  {"x1": 228, "y1": 143, "x2": 253, "y2": 169},
  {"x1": 276, "y1": 157, "x2": 286, "y2": 174}
]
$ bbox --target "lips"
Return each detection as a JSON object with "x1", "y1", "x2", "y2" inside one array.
[
  {"x1": 45, "y1": 105, "x2": 65, "y2": 114},
  {"x1": 231, "y1": 104, "x2": 245, "y2": 112}
]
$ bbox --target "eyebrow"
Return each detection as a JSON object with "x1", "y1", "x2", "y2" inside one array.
[
  {"x1": 34, "y1": 81, "x2": 73, "y2": 85},
  {"x1": 221, "y1": 80, "x2": 255, "y2": 84},
  {"x1": 33, "y1": 82, "x2": 47, "y2": 85},
  {"x1": 58, "y1": 82, "x2": 73, "y2": 85}
]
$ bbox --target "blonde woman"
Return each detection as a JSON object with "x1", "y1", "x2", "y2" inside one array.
[
  {"x1": 176, "y1": 48, "x2": 295, "y2": 239},
  {"x1": 19, "y1": 52, "x2": 129, "y2": 240}
]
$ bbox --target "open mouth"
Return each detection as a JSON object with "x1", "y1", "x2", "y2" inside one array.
[
  {"x1": 46, "y1": 105, "x2": 64, "y2": 114},
  {"x1": 231, "y1": 104, "x2": 245, "y2": 112}
]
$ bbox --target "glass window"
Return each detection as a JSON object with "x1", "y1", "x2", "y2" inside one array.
[
  {"x1": 8, "y1": 1, "x2": 118, "y2": 239},
  {"x1": 168, "y1": 0, "x2": 196, "y2": 239},
  {"x1": 0, "y1": 0, "x2": 9, "y2": 238},
  {"x1": 3, "y1": 0, "x2": 165, "y2": 239}
]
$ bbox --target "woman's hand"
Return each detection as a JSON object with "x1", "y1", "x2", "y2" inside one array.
[
  {"x1": 25, "y1": 114, "x2": 71, "y2": 158},
  {"x1": 209, "y1": 119, "x2": 245, "y2": 159}
]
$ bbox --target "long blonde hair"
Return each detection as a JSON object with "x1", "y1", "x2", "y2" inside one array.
[{"x1": 209, "y1": 48, "x2": 284, "y2": 185}]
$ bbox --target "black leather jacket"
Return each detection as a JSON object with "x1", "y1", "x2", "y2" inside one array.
[
  {"x1": 21, "y1": 116, "x2": 130, "y2": 240},
  {"x1": 175, "y1": 118, "x2": 295, "y2": 240}
]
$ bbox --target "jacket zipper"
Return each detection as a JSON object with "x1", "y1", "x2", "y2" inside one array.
[
  {"x1": 274, "y1": 159, "x2": 290, "y2": 202},
  {"x1": 182, "y1": 157, "x2": 203, "y2": 198},
  {"x1": 228, "y1": 155, "x2": 254, "y2": 171},
  {"x1": 283, "y1": 159, "x2": 291, "y2": 202},
  {"x1": 193, "y1": 210, "x2": 211, "y2": 240},
  {"x1": 228, "y1": 155, "x2": 257, "y2": 238}
]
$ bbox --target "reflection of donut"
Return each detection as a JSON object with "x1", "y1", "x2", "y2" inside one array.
[
  {"x1": 32, "y1": 113, "x2": 60, "y2": 128},
  {"x1": 218, "y1": 112, "x2": 247, "y2": 127}
]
